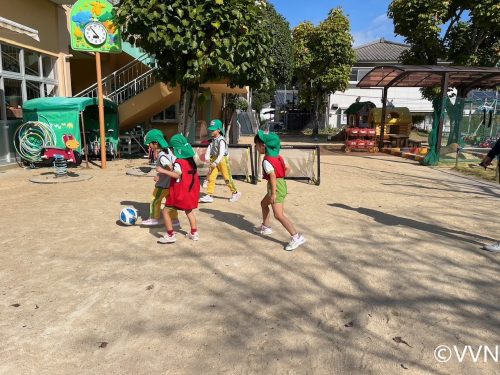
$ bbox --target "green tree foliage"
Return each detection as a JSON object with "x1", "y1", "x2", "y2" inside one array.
[
  {"x1": 389, "y1": 0, "x2": 500, "y2": 145},
  {"x1": 389, "y1": 0, "x2": 499, "y2": 69},
  {"x1": 116, "y1": 0, "x2": 272, "y2": 135},
  {"x1": 293, "y1": 9, "x2": 356, "y2": 134},
  {"x1": 251, "y1": 4, "x2": 293, "y2": 114}
]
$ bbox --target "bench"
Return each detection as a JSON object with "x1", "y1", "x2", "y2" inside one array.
[
  {"x1": 389, "y1": 134, "x2": 409, "y2": 148},
  {"x1": 408, "y1": 139, "x2": 423, "y2": 148}
]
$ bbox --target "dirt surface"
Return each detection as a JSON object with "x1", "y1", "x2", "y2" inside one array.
[{"x1": 1, "y1": 152, "x2": 499, "y2": 375}]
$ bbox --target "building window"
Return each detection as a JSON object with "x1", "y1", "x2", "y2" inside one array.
[
  {"x1": 152, "y1": 105, "x2": 177, "y2": 122},
  {"x1": 24, "y1": 50, "x2": 40, "y2": 77},
  {"x1": 357, "y1": 68, "x2": 371, "y2": 81},
  {"x1": 4, "y1": 78, "x2": 23, "y2": 119},
  {"x1": 1, "y1": 44, "x2": 21, "y2": 73},
  {"x1": 44, "y1": 83, "x2": 58, "y2": 97},
  {"x1": 349, "y1": 68, "x2": 373, "y2": 82},
  {"x1": 26, "y1": 81, "x2": 41, "y2": 100},
  {"x1": 42, "y1": 55, "x2": 56, "y2": 79},
  {"x1": 0, "y1": 42, "x2": 60, "y2": 121},
  {"x1": 349, "y1": 68, "x2": 358, "y2": 82}
]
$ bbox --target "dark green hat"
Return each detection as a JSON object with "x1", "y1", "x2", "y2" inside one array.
[
  {"x1": 144, "y1": 129, "x2": 169, "y2": 149},
  {"x1": 208, "y1": 119, "x2": 225, "y2": 135},
  {"x1": 169, "y1": 134, "x2": 195, "y2": 159},
  {"x1": 257, "y1": 130, "x2": 281, "y2": 157}
]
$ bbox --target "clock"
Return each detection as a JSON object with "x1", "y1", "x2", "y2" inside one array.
[{"x1": 83, "y1": 22, "x2": 108, "y2": 46}]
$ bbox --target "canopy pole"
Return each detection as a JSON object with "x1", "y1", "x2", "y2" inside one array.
[
  {"x1": 96, "y1": 52, "x2": 106, "y2": 169},
  {"x1": 436, "y1": 73, "x2": 449, "y2": 154},
  {"x1": 379, "y1": 87, "x2": 388, "y2": 150},
  {"x1": 80, "y1": 112, "x2": 89, "y2": 169}
]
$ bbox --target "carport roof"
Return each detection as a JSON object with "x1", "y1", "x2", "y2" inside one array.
[{"x1": 357, "y1": 65, "x2": 500, "y2": 91}]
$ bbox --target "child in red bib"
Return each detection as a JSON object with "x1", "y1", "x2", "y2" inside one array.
[
  {"x1": 156, "y1": 134, "x2": 200, "y2": 244},
  {"x1": 254, "y1": 130, "x2": 306, "y2": 251}
]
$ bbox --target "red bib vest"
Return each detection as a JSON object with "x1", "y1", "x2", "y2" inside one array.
[
  {"x1": 263, "y1": 155, "x2": 286, "y2": 180},
  {"x1": 166, "y1": 158, "x2": 200, "y2": 210}
]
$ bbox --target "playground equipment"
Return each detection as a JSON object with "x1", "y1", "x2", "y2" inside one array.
[
  {"x1": 41, "y1": 134, "x2": 81, "y2": 165},
  {"x1": 345, "y1": 127, "x2": 377, "y2": 153},
  {"x1": 344, "y1": 101, "x2": 377, "y2": 152},
  {"x1": 17, "y1": 97, "x2": 119, "y2": 167},
  {"x1": 368, "y1": 107, "x2": 413, "y2": 147}
]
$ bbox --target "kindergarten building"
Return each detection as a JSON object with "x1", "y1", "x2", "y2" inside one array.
[{"x1": 0, "y1": 0, "x2": 246, "y2": 166}]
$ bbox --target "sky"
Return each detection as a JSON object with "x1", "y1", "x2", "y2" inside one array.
[{"x1": 269, "y1": 0, "x2": 405, "y2": 46}]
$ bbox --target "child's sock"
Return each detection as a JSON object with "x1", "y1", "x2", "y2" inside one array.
[
  {"x1": 191, "y1": 228, "x2": 198, "y2": 235},
  {"x1": 167, "y1": 229, "x2": 174, "y2": 236},
  {"x1": 292, "y1": 233, "x2": 301, "y2": 240}
]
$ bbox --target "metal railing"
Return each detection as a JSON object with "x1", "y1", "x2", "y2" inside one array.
[
  {"x1": 109, "y1": 68, "x2": 157, "y2": 104},
  {"x1": 74, "y1": 54, "x2": 157, "y2": 103}
]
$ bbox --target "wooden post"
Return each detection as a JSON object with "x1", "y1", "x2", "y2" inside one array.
[
  {"x1": 79, "y1": 112, "x2": 89, "y2": 168},
  {"x1": 96, "y1": 52, "x2": 106, "y2": 169},
  {"x1": 436, "y1": 73, "x2": 449, "y2": 154},
  {"x1": 379, "y1": 87, "x2": 388, "y2": 150}
]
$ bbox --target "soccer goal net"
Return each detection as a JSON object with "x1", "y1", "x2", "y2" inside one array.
[
  {"x1": 192, "y1": 143, "x2": 255, "y2": 183},
  {"x1": 254, "y1": 145, "x2": 320, "y2": 185}
]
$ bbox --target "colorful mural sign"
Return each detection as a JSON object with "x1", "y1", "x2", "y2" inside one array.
[{"x1": 70, "y1": 0, "x2": 122, "y2": 53}]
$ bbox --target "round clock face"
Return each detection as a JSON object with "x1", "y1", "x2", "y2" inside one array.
[{"x1": 84, "y1": 22, "x2": 108, "y2": 46}]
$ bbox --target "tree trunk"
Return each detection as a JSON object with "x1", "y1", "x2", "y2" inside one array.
[
  {"x1": 178, "y1": 85, "x2": 187, "y2": 135},
  {"x1": 312, "y1": 94, "x2": 320, "y2": 136},
  {"x1": 185, "y1": 87, "x2": 199, "y2": 138}
]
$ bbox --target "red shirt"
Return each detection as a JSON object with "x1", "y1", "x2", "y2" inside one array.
[
  {"x1": 166, "y1": 159, "x2": 200, "y2": 210},
  {"x1": 263, "y1": 155, "x2": 286, "y2": 180}
]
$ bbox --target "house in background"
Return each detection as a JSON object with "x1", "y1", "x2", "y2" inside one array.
[{"x1": 328, "y1": 38, "x2": 434, "y2": 129}]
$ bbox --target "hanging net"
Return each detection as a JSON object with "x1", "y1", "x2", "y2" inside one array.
[{"x1": 423, "y1": 96, "x2": 499, "y2": 166}]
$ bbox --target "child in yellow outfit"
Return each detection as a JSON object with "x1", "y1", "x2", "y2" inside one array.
[
  {"x1": 142, "y1": 129, "x2": 180, "y2": 228},
  {"x1": 199, "y1": 119, "x2": 242, "y2": 203}
]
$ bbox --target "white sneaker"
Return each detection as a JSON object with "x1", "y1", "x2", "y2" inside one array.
[
  {"x1": 142, "y1": 218, "x2": 160, "y2": 226},
  {"x1": 253, "y1": 225, "x2": 273, "y2": 235},
  {"x1": 483, "y1": 241, "x2": 500, "y2": 252},
  {"x1": 158, "y1": 234, "x2": 176, "y2": 244},
  {"x1": 229, "y1": 191, "x2": 242, "y2": 203},
  {"x1": 186, "y1": 232, "x2": 199, "y2": 241},
  {"x1": 202, "y1": 180, "x2": 208, "y2": 189},
  {"x1": 172, "y1": 219, "x2": 181, "y2": 229},
  {"x1": 285, "y1": 234, "x2": 306, "y2": 251},
  {"x1": 199, "y1": 195, "x2": 214, "y2": 203}
]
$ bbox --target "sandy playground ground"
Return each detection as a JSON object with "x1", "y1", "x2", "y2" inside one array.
[{"x1": 0, "y1": 150, "x2": 499, "y2": 375}]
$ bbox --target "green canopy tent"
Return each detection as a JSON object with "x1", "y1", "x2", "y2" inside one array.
[{"x1": 22, "y1": 97, "x2": 119, "y2": 158}]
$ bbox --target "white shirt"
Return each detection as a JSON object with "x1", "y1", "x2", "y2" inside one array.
[
  {"x1": 158, "y1": 152, "x2": 175, "y2": 169},
  {"x1": 263, "y1": 160, "x2": 274, "y2": 174},
  {"x1": 173, "y1": 162, "x2": 183, "y2": 176}
]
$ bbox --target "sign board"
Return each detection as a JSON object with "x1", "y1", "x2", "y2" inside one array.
[{"x1": 70, "y1": 0, "x2": 122, "y2": 53}]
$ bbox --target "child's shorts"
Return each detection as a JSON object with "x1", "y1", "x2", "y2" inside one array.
[{"x1": 267, "y1": 178, "x2": 288, "y2": 203}]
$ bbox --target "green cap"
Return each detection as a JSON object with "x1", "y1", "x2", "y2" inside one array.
[
  {"x1": 144, "y1": 129, "x2": 169, "y2": 149},
  {"x1": 257, "y1": 130, "x2": 281, "y2": 157},
  {"x1": 208, "y1": 119, "x2": 225, "y2": 135},
  {"x1": 169, "y1": 134, "x2": 195, "y2": 159}
]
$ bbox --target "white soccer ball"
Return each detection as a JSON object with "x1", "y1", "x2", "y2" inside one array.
[{"x1": 120, "y1": 207, "x2": 138, "y2": 226}]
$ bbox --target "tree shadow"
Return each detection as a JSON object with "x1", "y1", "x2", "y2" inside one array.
[
  {"x1": 329, "y1": 203, "x2": 495, "y2": 246},
  {"x1": 199, "y1": 207, "x2": 286, "y2": 246}
]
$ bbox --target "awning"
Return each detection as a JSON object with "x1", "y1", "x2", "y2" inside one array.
[
  {"x1": 345, "y1": 101, "x2": 376, "y2": 115},
  {"x1": 0, "y1": 17, "x2": 39, "y2": 42},
  {"x1": 357, "y1": 65, "x2": 500, "y2": 92}
]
